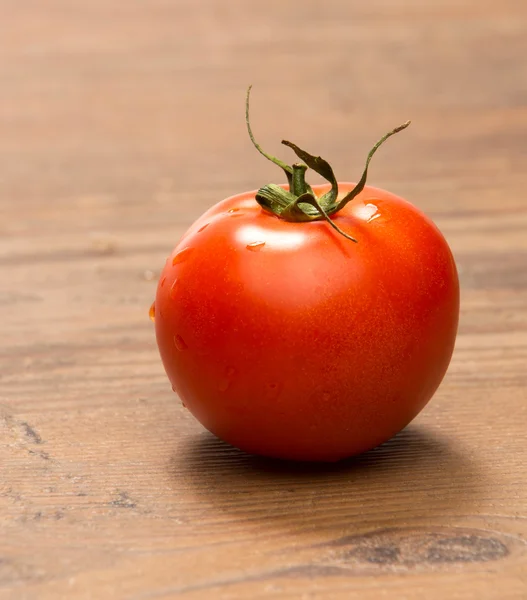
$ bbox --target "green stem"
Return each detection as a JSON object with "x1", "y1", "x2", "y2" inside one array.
[
  {"x1": 245, "y1": 85, "x2": 293, "y2": 186},
  {"x1": 329, "y1": 121, "x2": 411, "y2": 214},
  {"x1": 291, "y1": 163, "x2": 308, "y2": 196},
  {"x1": 245, "y1": 85, "x2": 410, "y2": 243},
  {"x1": 282, "y1": 140, "x2": 339, "y2": 208},
  {"x1": 282, "y1": 193, "x2": 358, "y2": 242}
]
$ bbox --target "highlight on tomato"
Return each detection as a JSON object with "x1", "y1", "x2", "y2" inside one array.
[{"x1": 150, "y1": 87, "x2": 459, "y2": 461}]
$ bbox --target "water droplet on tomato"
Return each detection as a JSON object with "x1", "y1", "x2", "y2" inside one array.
[
  {"x1": 228, "y1": 208, "x2": 244, "y2": 218},
  {"x1": 367, "y1": 212, "x2": 381, "y2": 223},
  {"x1": 172, "y1": 247, "x2": 194, "y2": 265},
  {"x1": 173, "y1": 334, "x2": 188, "y2": 351},
  {"x1": 171, "y1": 384, "x2": 177, "y2": 393},
  {"x1": 149, "y1": 302, "x2": 156, "y2": 322},
  {"x1": 181, "y1": 400, "x2": 187, "y2": 409},
  {"x1": 246, "y1": 241, "x2": 266, "y2": 252},
  {"x1": 160, "y1": 276, "x2": 167, "y2": 288},
  {"x1": 169, "y1": 279, "x2": 179, "y2": 299},
  {"x1": 218, "y1": 366, "x2": 237, "y2": 391},
  {"x1": 198, "y1": 223, "x2": 209, "y2": 232},
  {"x1": 356, "y1": 202, "x2": 379, "y2": 222}
]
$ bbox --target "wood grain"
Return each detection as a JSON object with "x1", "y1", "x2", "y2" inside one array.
[{"x1": 1, "y1": 1, "x2": 526, "y2": 598}]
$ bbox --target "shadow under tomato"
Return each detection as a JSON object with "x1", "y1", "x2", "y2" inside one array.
[{"x1": 173, "y1": 424, "x2": 483, "y2": 537}]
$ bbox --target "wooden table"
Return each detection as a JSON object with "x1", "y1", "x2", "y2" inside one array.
[{"x1": 1, "y1": 1, "x2": 526, "y2": 598}]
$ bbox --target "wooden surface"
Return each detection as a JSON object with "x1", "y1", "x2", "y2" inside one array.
[{"x1": 1, "y1": 1, "x2": 527, "y2": 598}]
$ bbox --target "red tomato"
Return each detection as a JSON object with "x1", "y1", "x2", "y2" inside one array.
[
  {"x1": 153, "y1": 180, "x2": 459, "y2": 461},
  {"x1": 153, "y1": 87, "x2": 458, "y2": 461}
]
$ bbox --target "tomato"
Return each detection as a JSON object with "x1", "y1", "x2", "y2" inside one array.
[{"x1": 152, "y1": 89, "x2": 459, "y2": 461}]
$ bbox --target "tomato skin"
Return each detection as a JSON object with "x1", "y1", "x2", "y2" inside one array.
[{"x1": 154, "y1": 183, "x2": 459, "y2": 461}]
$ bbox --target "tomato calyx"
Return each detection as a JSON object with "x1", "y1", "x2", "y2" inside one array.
[{"x1": 245, "y1": 85, "x2": 411, "y2": 242}]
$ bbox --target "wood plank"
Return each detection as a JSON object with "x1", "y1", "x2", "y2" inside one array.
[{"x1": 1, "y1": 1, "x2": 526, "y2": 598}]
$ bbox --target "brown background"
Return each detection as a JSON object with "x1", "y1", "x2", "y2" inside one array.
[{"x1": 1, "y1": 1, "x2": 527, "y2": 598}]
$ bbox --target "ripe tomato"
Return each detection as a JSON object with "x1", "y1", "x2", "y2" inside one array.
[{"x1": 152, "y1": 90, "x2": 459, "y2": 461}]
